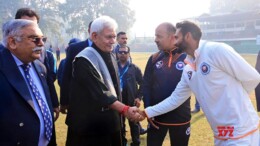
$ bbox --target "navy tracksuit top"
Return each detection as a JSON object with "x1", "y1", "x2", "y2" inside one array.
[{"x1": 143, "y1": 50, "x2": 191, "y2": 124}]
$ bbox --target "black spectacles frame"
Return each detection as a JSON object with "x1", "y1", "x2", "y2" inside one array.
[{"x1": 118, "y1": 51, "x2": 129, "y2": 54}]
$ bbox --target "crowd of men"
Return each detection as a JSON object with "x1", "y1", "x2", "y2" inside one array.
[{"x1": 1, "y1": 7, "x2": 260, "y2": 146}]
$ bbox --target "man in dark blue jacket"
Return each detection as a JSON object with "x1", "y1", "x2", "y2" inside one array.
[
  {"x1": 15, "y1": 7, "x2": 60, "y2": 121},
  {"x1": 0, "y1": 19, "x2": 56, "y2": 146},
  {"x1": 60, "y1": 22, "x2": 92, "y2": 114},
  {"x1": 57, "y1": 38, "x2": 81, "y2": 86},
  {"x1": 143, "y1": 22, "x2": 191, "y2": 146}
]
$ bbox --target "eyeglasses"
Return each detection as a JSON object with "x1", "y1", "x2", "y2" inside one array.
[
  {"x1": 118, "y1": 51, "x2": 129, "y2": 54},
  {"x1": 15, "y1": 35, "x2": 47, "y2": 45},
  {"x1": 28, "y1": 36, "x2": 47, "y2": 45}
]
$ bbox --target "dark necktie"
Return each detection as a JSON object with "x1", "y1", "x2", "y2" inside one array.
[{"x1": 21, "y1": 64, "x2": 53, "y2": 141}]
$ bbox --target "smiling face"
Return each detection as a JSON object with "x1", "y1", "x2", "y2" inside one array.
[
  {"x1": 92, "y1": 26, "x2": 117, "y2": 53},
  {"x1": 8, "y1": 24, "x2": 45, "y2": 64}
]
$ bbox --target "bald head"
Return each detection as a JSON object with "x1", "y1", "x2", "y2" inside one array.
[{"x1": 155, "y1": 22, "x2": 176, "y2": 51}]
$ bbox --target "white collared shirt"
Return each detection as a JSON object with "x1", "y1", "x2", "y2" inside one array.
[{"x1": 12, "y1": 54, "x2": 51, "y2": 146}]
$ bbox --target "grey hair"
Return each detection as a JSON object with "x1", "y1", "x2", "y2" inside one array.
[
  {"x1": 2, "y1": 19, "x2": 38, "y2": 47},
  {"x1": 90, "y1": 15, "x2": 118, "y2": 39}
]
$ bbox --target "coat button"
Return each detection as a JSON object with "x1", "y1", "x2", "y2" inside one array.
[{"x1": 19, "y1": 123, "x2": 24, "y2": 127}]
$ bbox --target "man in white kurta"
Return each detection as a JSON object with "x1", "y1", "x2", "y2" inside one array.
[{"x1": 144, "y1": 21, "x2": 260, "y2": 146}]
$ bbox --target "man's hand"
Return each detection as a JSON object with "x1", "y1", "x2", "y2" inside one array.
[
  {"x1": 124, "y1": 106, "x2": 145, "y2": 122},
  {"x1": 53, "y1": 107, "x2": 60, "y2": 121},
  {"x1": 60, "y1": 105, "x2": 68, "y2": 114},
  {"x1": 134, "y1": 98, "x2": 141, "y2": 108},
  {"x1": 138, "y1": 109, "x2": 159, "y2": 129},
  {"x1": 137, "y1": 109, "x2": 146, "y2": 118}
]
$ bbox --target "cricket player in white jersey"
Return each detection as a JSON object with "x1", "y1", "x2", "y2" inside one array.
[{"x1": 139, "y1": 20, "x2": 260, "y2": 146}]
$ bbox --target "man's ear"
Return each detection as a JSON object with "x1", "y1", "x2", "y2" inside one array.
[
  {"x1": 8, "y1": 37, "x2": 17, "y2": 50},
  {"x1": 185, "y1": 32, "x2": 190, "y2": 40},
  {"x1": 186, "y1": 32, "x2": 193, "y2": 41},
  {"x1": 91, "y1": 32, "x2": 98, "y2": 42}
]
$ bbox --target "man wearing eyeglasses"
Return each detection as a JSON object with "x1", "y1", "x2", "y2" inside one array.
[
  {"x1": 117, "y1": 45, "x2": 143, "y2": 146},
  {"x1": 0, "y1": 19, "x2": 56, "y2": 146},
  {"x1": 15, "y1": 7, "x2": 60, "y2": 122}
]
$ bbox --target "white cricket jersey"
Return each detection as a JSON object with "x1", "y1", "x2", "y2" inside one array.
[{"x1": 145, "y1": 40, "x2": 260, "y2": 140}]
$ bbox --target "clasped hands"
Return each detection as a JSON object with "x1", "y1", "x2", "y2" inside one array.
[
  {"x1": 123, "y1": 106, "x2": 147, "y2": 123},
  {"x1": 124, "y1": 107, "x2": 159, "y2": 129}
]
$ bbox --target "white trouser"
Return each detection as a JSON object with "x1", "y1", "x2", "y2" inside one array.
[{"x1": 214, "y1": 130, "x2": 259, "y2": 146}]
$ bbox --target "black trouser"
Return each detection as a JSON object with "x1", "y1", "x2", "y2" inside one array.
[
  {"x1": 66, "y1": 127, "x2": 122, "y2": 146},
  {"x1": 147, "y1": 123, "x2": 190, "y2": 146},
  {"x1": 122, "y1": 117, "x2": 140, "y2": 146}
]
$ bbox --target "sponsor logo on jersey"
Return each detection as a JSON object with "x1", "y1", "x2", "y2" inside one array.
[
  {"x1": 217, "y1": 126, "x2": 234, "y2": 137},
  {"x1": 156, "y1": 60, "x2": 163, "y2": 69},
  {"x1": 186, "y1": 126, "x2": 191, "y2": 135},
  {"x1": 200, "y1": 62, "x2": 210, "y2": 75},
  {"x1": 176, "y1": 61, "x2": 185, "y2": 70},
  {"x1": 187, "y1": 71, "x2": 192, "y2": 80}
]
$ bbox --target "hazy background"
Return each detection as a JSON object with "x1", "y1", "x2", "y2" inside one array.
[
  {"x1": 0, "y1": 0, "x2": 259, "y2": 52},
  {"x1": 129, "y1": 0, "x2": 210, "y2": 37}
]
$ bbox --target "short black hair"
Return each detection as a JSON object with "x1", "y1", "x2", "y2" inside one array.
[
  {"x1": 15, "y1": 8, "x2": 40, "y2": 23},
  {"x1": 117, "y1": 31, "x2": 126, "y2": 37},
  {"x1": 88, "y1": 21, "x2": 93, "y2": 29},
  {"x1": 176, "y1": 21, "x2": 202, "y2": 41}
]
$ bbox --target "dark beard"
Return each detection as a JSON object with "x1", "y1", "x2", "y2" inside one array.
[{"x1": 175, "y1": 38, "x2": 187, "y2": 53}]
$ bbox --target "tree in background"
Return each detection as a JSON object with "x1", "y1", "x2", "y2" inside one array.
[
  {"x1": 59, "y1": 0, "x2": 135, "y2": 37},
  {"x1": 98, "y1": 0, "x2": 135, "y2": 32},
  {"x1": 0, "y1": 0, "x2": 63, "y2": 42},
  {"x1": 0, "y1": 0, "x2": 135, "y2": 45}
]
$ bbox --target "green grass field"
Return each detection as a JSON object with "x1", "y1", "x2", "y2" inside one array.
[{"x1": 54, "y1": 52, "x2": 258, "y2": 146}]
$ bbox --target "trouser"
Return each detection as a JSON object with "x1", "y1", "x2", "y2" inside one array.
[
  {"x1": 147, "y1": 123, "x2": 190, "y2": 146},
  {"x1": 122, "y1": 117, "x2": 140, "y2": 146},
  {"x1": 56, "y1": 54, "x2": 60, "y2": 61},
  {"x1": 214, "y1": 130, "x2": 260, "y2": 146},
  {"x1": 66, "y1": 127, "x2": 122, "y2": 146}
]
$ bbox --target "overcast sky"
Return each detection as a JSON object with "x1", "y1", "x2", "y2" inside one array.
[{"x1": 129, "y1": 0, "x2": 210, "y2": 37}]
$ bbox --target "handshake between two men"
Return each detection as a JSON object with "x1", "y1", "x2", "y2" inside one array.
[
  {"x1": 121, "y1": 106, "x2": 146, "y2": 122},
  {"x1": 109, "y1": 99, "x2": 159, "y2": 129},
  {"x1": 110, "y1": 100, "x2": 147, "y2": 123},
  {"x1": 120, "y1": 105, "x2": 158, "y2": 129},
  {"x1": 121, "y1": 106, "x2": 159, "y2": 129}
]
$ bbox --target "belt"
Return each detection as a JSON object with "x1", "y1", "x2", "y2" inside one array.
[{"x1": 101, "y1": 107, "x2": 110, "y2": 112}]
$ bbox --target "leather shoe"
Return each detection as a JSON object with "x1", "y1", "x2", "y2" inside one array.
[{"x1": 191, "y1": 108, "x2": 200, "y2": 113}]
